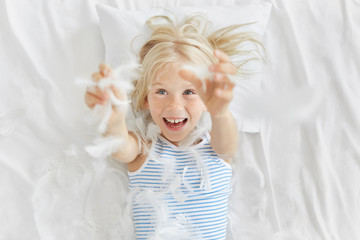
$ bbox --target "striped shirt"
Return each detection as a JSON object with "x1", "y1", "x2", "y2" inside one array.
[{"x1": 128, "y1": 134, "x2": 232, "y2": 240}]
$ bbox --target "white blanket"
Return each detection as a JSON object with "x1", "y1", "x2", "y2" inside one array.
[{"x1": 1, "y1": 0, "x2": 359, "y2": 239}]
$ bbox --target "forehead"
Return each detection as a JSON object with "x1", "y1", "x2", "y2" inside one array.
[{"x1": 151, "y1": 63, "x2": 193, "y2": 87}]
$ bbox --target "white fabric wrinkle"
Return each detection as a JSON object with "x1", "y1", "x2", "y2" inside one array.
[{"x1": 0, "y1": 105, "x2": 28, "y2": 139}]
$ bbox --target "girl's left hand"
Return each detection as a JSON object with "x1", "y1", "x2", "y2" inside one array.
[{"x1": 179, "y1": 49, "x2": 236, "y2": 118}]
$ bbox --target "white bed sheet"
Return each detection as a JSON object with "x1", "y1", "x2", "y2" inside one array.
[{"x1": 1, "y1": 0, "x2": 360, "y2": 239}]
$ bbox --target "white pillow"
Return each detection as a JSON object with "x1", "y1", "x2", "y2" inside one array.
[
  {"x1": 111, "y1": 0, "x2": 238, "y2": 11},
  {"x1": 96, "y1": 3, "x2": 272, "y2": 132}
]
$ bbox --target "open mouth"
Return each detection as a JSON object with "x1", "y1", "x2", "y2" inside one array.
[{"x1": 163, "y1": 118, "x2": 188, "y2": 128}]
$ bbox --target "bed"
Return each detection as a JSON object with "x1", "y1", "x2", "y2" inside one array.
[{"x1": 1, "y1": 0, "x2": 359, "y2": 239}]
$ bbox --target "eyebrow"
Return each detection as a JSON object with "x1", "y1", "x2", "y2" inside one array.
[
  {"x1": 151, "y1": 82, "x2": 194, "y2": 88},
  {"x1": 151, "y1": 82, "x2": 163, "y2": 87}
]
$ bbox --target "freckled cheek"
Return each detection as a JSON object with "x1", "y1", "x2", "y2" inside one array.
[
  {"x1": 188, "y1": 95, "x2": 205, "y2": 108},
  {"x1": 186, "y1": 99, "x2": 206, "y2": 118},
  {"x1": 148, "y1": 96, "x2": 166, "y2": 115}
]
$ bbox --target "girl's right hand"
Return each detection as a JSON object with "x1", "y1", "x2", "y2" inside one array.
[{"x1": 84, "y1": 64, "x2": 124, "y2": 123}]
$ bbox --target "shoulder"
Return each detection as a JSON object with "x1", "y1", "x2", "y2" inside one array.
[
  {"x1": 128, "y1": 153, "x2": 148, "y2": 172},
  {"x1": 127, "y1": 133, "x2": 153, "y2": 173}
]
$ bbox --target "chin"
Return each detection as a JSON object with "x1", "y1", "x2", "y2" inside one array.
[{"x1": 161, "y1": 133, "x2": 186, "y2": 145}]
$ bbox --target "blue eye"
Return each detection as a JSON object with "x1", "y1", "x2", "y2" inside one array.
[
  {"x1": 156, "y1": 89, "x2": 167, "y2": 95},
  {"x1": 183, "y1": 89, "x2": 196, "y2": 95}
]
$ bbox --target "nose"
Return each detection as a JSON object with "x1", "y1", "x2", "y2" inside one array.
[{"x1": 166, "y1": 95, "x2": 184, "y2": 112}]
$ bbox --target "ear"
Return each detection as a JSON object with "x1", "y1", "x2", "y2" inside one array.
[{"x1": 144, "y1": 97, "x2": 149, "y2": 110}]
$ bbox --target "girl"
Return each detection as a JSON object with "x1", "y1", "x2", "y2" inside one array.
[{"x1": 85, "y1": 14, "x2": 262, "y2": 240}]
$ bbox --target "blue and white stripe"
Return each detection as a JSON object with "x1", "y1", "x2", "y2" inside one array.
[{"x1": 128, "y1": 135, "x2": 232, "y2": 240}]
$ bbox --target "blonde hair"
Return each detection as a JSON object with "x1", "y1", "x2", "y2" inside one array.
[{"x1": 131, "y1": 13, "x2": 264, "y2": 112}]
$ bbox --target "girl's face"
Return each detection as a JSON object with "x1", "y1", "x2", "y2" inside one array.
[{"x1": 145, "y1": 63, "x2": 206, "y2": 146}]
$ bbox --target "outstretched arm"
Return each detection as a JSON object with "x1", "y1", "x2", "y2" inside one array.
[
  {"x1": 84, "y1": 64, "x2": 140, "y2": 163},
  {"x1": 179, "y1": 50, "x2": 239, "y2": 160}
]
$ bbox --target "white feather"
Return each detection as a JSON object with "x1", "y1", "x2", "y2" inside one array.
[
  {"x1": 181, "y1": 64, "x2": 214, "y2": 81},
  {"x1": 78, "y1": 63, "x2": 140, "y2": 134},
  {"x1": 85, "y1": 136, "x2": 124, "y2": 159}
]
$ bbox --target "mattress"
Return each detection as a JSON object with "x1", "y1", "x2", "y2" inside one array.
[{"x1": 1, "y1": 0, "x2": 359, "y2": 239}]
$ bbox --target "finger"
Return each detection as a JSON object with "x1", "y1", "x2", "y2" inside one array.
[
  {"x1": 215, "y1": 88, "x2": 233, "y2": 102},
  {"x1": 87, "y1": 86, "x2": 109, "y2": 98},
  {"x1": 227, "y1": 80, "x2": 236, "y2": 91},
  {"x1": 84, "y1": 94, "x2": 98, "y2": 108},
  {"x1": 99, "y1": 63, "x2": 112, "y2": 77},
  {"x1": 179, "y1": 69, "x2": 204, "y2": 91},
  {"x1": 209, "y1": 63, "x2": 237, "y2": 75},
  {"x1": 213, "y1": 73, "x2": 232, "y2": 86},
  {"x1": 215, "y1": 72, "x2": 235, "y2": 83},
  {"x1": 200, "y1": 78, "x2": 214, "y2": 101},
  {"x1": 86, "y1": 87, "x2": 109, "y2": 102},
  {"x1": 110, "y1": 85, "x2": 126, "y2": 101},
  {"x1": 92, "y1": 72, "x2": 102, "y2": 83},
  {"x1": 85, "y1": 92, "x2": 106, "y2": 108},
  {"x1": 212, "y1": 74, "x2": 235, "y2": 93},
  {"x1": 214, "y1": 49, "x2": 231, "y2": 63},
  {"x1": 212, "y1": 73, "x2": 225, "y2": 90}
]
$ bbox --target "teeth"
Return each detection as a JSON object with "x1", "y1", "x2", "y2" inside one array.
[{"x1": 166, "y1": 118, "x2": 185, "y2": 124}]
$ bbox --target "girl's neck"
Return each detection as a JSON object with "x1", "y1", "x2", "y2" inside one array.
[{"x1": 159, "y1": 133, "x2": 204, "y2": 147}]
